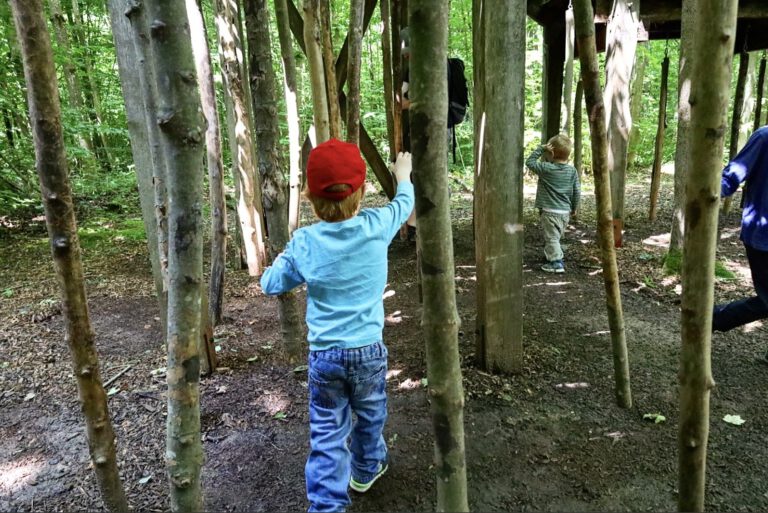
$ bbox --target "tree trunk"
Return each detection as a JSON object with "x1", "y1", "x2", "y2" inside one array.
[
  {"x1": 409, "y1": 1, "x2": 468, "y2": 510},
  {"x1": 668, "y1": 0, "x2": 695, "y2": 257},
  {"x1": 244, "y1": 0, "x2": 305, "y2": 364},
  {"x1": 574, "y1": 79, "x2": 584, "y2": 177},
  {"x1": 214, "y1": 0, "x2": 268, "y2": 276},
  {"x1": 346, "y1": 0, "x2": 364, "y2": 144},
  {"x1": 562, "y1": 7, "x2": 574, "y2": 135},
  {"x1": 106, "y1": 0, "x2": 166, "y2": 329},
  {"x1": 475, "y1": 0, "x2": 525, "y2": 374},
  {"x1": 649, "y1": 54, "x2": 669, "y2": 222},
  {"x1": 144, "y1": 1, "x2": 206, "y2": 510},
  {"x1": 603, "y1": 0, "x2": 639, "y2": 247},
  {"x1": 186, "y1": 0, "x2": 227, "y2": 328},
  {"x1": 627, "y1": 45, "x2": 648, "y2": 167},
  {"x1": 722, "y1": 51, "x2": 750, "y2": 215},
  {"x1": 10, "y1": 1, "x2": 129, "y2": 511},
  {"x1": 391, "y1": 0, "x2": 403, "y2": 153},
  {"x1": 48, "y1": 0, "x2": 93, "y2": 154},
  {"x1": 274, "y1": 0, "x2": 302, "y2": 233},
  {"x1": 754, "y1": 56, "x2": 766, "y2": 133},
  {"x1": 573, "y1": 0, "x2": 632, "y2": 409},
  {"x1": 381, "y1": 0, "x2": 396, "y2": 161},
  {"x1": 320, "y1": 1, "x2": 342, "y2": 139},
  {"x1": 303, "y1": 0, "x2": 330, "y2": 143},
  {"x1": 542, "y1": 23, "x2": 565, "y2": 141},
  {"x1": 125, "y1": 0, "x2": 170, "y2": 313},
  {"x1": 678, "y1": 2, "x2": 737, "y2": 510},
  {"x1": 472, "y1": 0, "x2": 486, "y2": 365}
]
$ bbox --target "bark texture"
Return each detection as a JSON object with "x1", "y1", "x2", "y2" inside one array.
[
  {"x1": 106, "y1": 0, "x2": 166, "y2": 328},
  {"x1": 573, "y1": 0, "x2": 632, "y2": 409},
  {"x1": 244, "y1": 0, "x2": 304, "y2": 364},
  {"x1": 475, "y1": 0, "x2": 525, "y2": 374},
  {"x1": 562, "y1": 7, "x2": 574, "y2": 135},
  {"x1": 320, "y1": 1, "x2": 342, "y2": 139},
  {"x1": 144, "y1": 1, "x2": 206, "y2": 509},
  {"x1": 678, "y1": 2, "x2": 738, "y2": 511},
  {"x1": 472, "y1": 0, "x2": 486, "y2": 365},
  {"x1": 669, "y1": 0, "x2": 695, "y2": 255},
  {"x1": 410, "y1": 1, "x2": 468, "y2": 510},
  {"x1": 303, "y1": 0, "x2": 330, "y2": 143},
  {"x1": 603, "y1": 0, "x2": 639, "y2": 246},
  {"x1": 574, "y1": 79, "x2": 584, "y2": 176},
  {"x1": 649, "y1": 54, "x2": 669, "y2": 221},
  {"x1": 381, "y1": 0, "x2": 396, "y2": 160},
  {"x1": 11, "y1": 1, "x2": 128, "y2": 510},
  {"x1": 346, "y1": 0, "x2": 364, "y2": 143},
  {"x1": 214, "y1": 0, "x2": 267, "y2": 276},
  {"x1": 627, "y1": 46, "x2": 648, "y2": 167},
  {"x1": 274, "y1": 0, "x2": 303, "y2": 233}
]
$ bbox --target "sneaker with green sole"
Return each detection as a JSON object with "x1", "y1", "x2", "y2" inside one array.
[{"x1": 349, "y1": 461, "x2": 388, "y2": 493}]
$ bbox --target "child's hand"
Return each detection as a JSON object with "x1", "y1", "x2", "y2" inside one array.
[{"x1": 392, "y1": 152, "x2": 412, "y2": 183}]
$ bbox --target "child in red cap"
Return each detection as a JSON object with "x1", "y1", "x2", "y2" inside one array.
[{"x1": 261, "y1": 139, "x2": 414, "y2": 512}]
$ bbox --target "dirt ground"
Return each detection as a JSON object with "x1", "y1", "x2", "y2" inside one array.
[{"x1": 1, "y1": 173, "x2": 766, "y2": 512}]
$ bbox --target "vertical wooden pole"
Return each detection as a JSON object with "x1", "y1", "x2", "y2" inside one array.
[
  {"x1": 542, "y1": 22, "x2": 565, "y2": 142},
  {"x1": 381, "y1": 0, "x2": 396, "y2": 161},
  {"x1": 574, "y1": 78, "x2": 584, "y2": 177},
  {"x1": 346, "y1": 0, "x2": 364, "y2": 144},
  {"x1": 754, "y1": 56, "x2": 766, "y2": 133},
  {"x1": 722, "y1": 50, "x2": 750, "y2": 215},
  {"x1": 320, "y1": 2, "x2": 342, "y2": 139},
  {"x1": 473, "y1": 0, "x2": 486, "y2": 366},
  {"x1": 649, "y1": 54, "x2": 669, "y2": 221},
  {"x1": 562, "y1": 7, "x2": 575, "y2": 135}
]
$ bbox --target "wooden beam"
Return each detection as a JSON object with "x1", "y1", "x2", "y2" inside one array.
[
  {"x1": 542, "y1": 22, "x2": 566, "y2": 141},
  {"x1": 640, "y1": 0, "x2": 767, "y2": 23}
]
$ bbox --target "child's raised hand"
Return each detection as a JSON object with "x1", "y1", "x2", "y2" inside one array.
[{"x1": 392, "y1": 152, "x2": 412, "y2": 184}]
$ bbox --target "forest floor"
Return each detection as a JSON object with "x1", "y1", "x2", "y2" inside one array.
[{"x1": 1, "y1": 170, "x2": 767, "y2": 512}]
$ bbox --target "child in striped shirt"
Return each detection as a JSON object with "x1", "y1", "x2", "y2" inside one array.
[{"x1": 525, "y1": 134, "x2": 581, "y2": 273}]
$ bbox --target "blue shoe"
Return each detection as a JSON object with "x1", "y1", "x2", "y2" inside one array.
[
  {"x1": 349, "y1": 461, "x2": 388, "y2": 493},
  {"x1": 541, "y1": 260, "x2": 565, "y2": 274}
]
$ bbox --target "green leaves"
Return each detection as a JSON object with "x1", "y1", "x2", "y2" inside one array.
[{"x1": 643, "y1": 413, "x2": 666, "y2": 424}]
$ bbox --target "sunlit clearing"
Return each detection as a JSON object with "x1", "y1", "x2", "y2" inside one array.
[
  {"x1": 255, "y1": 392, "x2": 290, "y2": 416},
  {"x1": 720, "y1": 227, "x2": 740, "y2": 240},
  {"x1": 383, "y1": 289, "x2": 396, "y2": 300},
  {"x1": 456, "y1": 265, "x2": 476, "y2": 270},
  {"x1": 579, "y1": 239, "x2": 591, "y2": 244},
  {"x1": 385, "y1": 311, "x2": 402, "y2": 324},
  {"x1": 661, "y1": 161, "x2": 675, "y2": 176},
  {"x1": 398, "y1": 378, "x2": 423, "y2": 390},
  {"x1": 0, "y1": 457, "x2": 44, "y2": 494},
  {"x1": 589, "y1": 269, "x2": 603, "y2": 276},
  {"x1": 583, "y1": 330, "x2": 610, "y2": 337},
  {"x1": 642, "y1": 232, "x2": 670, "y2": 248},
  {"x1": 744, "y1": 321, "x2": 763, "y2": 334},
  {"x1": 386, "y1": 369, "x2": 403, "y2": 380},
  {"x1": 725, "y1": 260, "x2": 752, "y2": 282},
  {"x1": 455, "y1": 274, "x2": 476, "y2": 282},
  {"x1": 546, "y1": 281, "x2": 571, "y2": 287}
]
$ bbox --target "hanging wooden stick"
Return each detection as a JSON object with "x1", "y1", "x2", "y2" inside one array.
[{"x1": 649, "y1": 51, "x2": 669, "y2": 221}]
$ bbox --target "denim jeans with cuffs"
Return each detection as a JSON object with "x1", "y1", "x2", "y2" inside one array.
[{"x1": 306, "y1": 341, "x2": 388, "y2": 513}]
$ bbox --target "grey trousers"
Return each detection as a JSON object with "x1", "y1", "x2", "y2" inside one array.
[{"x1": 540, "y1": 210, "x2": 570, "y2": 262}]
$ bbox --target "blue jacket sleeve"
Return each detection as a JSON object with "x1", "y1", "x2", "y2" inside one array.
[
  {"x1": 260, "y1": 239, "x2": 305, "y2": 295},
  {"x1": 375, "y1": 181, "x2": 415, "y2": 241},
  {"x1": 722, "y1": 129, "x2": 765, "y2": 197}
]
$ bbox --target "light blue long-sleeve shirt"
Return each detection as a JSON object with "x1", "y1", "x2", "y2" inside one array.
[
  {"x1": 260, "y1": 182, "x2": 415, "y2": 351},
  {"x1": 722, "y1": 126, "x2": 768, "y2": 250}
]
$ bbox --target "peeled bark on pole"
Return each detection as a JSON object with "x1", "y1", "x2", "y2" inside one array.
[
  {"x1": 678, "y1": 2, "x2": 737, "y2": 510},
  {"x1": 649, "y1": 54, "x2": 669, "y2": 222},
  {"x1": 346, "y1": 0, "x2": 364, "y2": 144},
  {"x1": 244, "y1": 0, "x2": 304, "y2": 364},
  {"x1": 475, "y1": 0, "x2": 525, "y2": 374},
  {"x1": 274, "y1": 0, "x2": 302, "y2": 234},
  {"x1": 562, "y1": 7, "x2": 574, "y2": 135},
  {"x1": 320, "y1": 1, "x2": 342, "y2": 139},
  {"x1": 409, "y1": 2, "x2": 469, "y2": 510},
  {"x1": 668, "y1": 0, "x2": 695, "y2": 257},
  {"x1": 603, "y1": 0, "x2": 639, "y2": 248},
  {"x1": 722, "y1": 51, "x2": 750, "y2": 215},
  {"x1": 186, "y1": 0, "x2": 227, "y2": 328},
  {"x1": 214, "y1": 0, "x2": 268, "y2": 276},
  {"x1": 754, "y1": 57, "x2": 766, "y2": 133},
  {"x1": 572, "y1": 0, "x2": 632, "y2": 409},
  {"x1": 574, "y1": 79, "x2": 584, "y2": 177},
  {"x1": 381, "y1": 0, "x2": 396, "y2": 161},
  {"x1": 106, "y1": 0, "x2": 166, "y2": 329},
  {"x1": 125, "y1": 0, "x2": 170, "y2": 311},
  {"x1": 627, "y1": 46, "x2": 648, "y2": 167},
  {"x1": 144, "y1": 1, "x2": 206, "y2": 509},
  {"x1": 304, "y1": 0, "x2": 330, "y2": 143},
  {"x1": 10, "y1": 1, "x2": 128, "y2": 511}
]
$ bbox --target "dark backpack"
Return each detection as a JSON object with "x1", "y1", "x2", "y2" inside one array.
[{"x1": 447, "y1": 58, "x2": 469, "y2": 129}]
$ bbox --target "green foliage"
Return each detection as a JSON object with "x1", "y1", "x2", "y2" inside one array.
[{"x1": 663, "y1": 249, "x2": 737, "y2": 280}]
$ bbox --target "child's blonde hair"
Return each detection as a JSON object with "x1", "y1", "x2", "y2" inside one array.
[
  {"x1": 304, "y1": 183, "x2": 365, "y2": 222},
  {"x1": 547, "y1": 133, "x2": 572, "y2": 161}
]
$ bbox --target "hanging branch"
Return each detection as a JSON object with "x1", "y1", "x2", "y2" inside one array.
[
  {"x1": 381, "y1": 0, "x2": 396, "y2": 160},
  {"x1": 346, "y1": 0, "x2": 364, "y2": 143},
  {"x1": 572, "y1": 0, "x2": 632, "y2": 409},
  {"x1": 649, "y1": 52, "x2": 670, "y2": 221},
  {"x1": 10, "y1": 1, "x2": 129, "y2": 510}
]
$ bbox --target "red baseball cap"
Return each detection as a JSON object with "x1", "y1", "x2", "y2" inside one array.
[{"x1": 307, "y1": 139, "x2": 366, "y2": 200}]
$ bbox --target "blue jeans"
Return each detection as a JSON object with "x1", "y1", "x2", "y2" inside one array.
[
  {"x1": 713, "y1": 244, "x2": 768, "y2": 332},
  {"x1": 306, "y1": 342, "x2": 388, "y2": 513}
]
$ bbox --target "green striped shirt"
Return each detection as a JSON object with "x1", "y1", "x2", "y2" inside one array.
[{"x1": 525, "y1": 146, "x2": 580, "y2": 213}]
